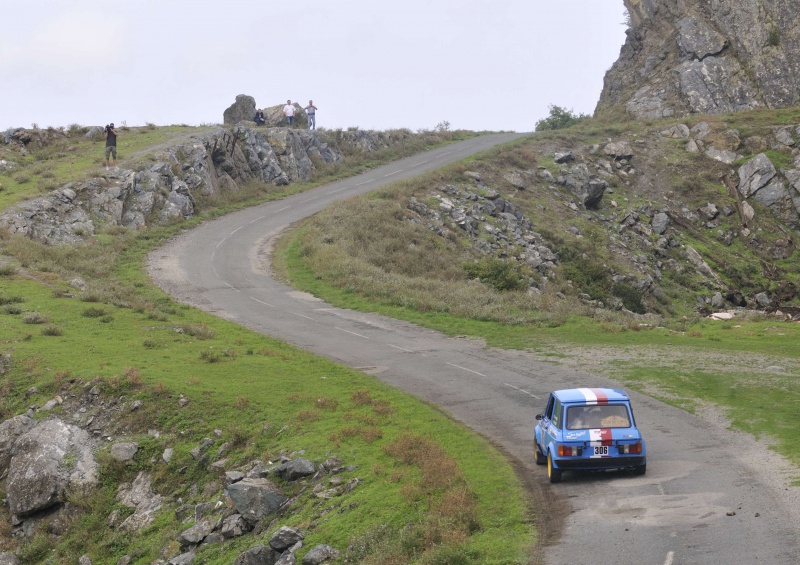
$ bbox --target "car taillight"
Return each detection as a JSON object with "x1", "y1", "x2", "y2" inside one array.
[
  {"x1": 558, "y1": 445, "x2": 582, "y2": 456},
  {"x1": 619, "y1": 442, "x2": 642, "y2": 454}
]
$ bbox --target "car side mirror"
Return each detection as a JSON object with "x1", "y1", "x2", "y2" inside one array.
[{"x1": 535, "y1": 414, "x2": 543, "y2": 420}]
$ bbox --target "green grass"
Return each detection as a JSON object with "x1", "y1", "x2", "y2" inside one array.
[
  {"x1": 617, "y1": 364, "x2": 800, "y2": 465},
  {"x1": 0, "y1": 274, "x2": 534, "y2": 563}
]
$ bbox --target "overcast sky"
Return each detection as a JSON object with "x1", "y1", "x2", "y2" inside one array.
[{"x1": 1, "y1": 0, "x2": 628, "y2": 133}]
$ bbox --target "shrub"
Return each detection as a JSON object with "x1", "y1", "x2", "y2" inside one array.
[
  {"x1": 199, "y1": 349, "x2": 222, "y2": 363},
  {"x1": 22, "y1": 312, "x2": 48, "y2": 324},
  {"x1": 535, "y1": 105, "x2": 589, "y2": 131},
  {"x1": 463, "y1": 258, "x2": 527, "y2": 291},
  {"x1": 182, "y1": 323, "x2": 216, "y2": 340},
  {"x1": 41, "y1": 324, "x2": 63, "y2": 336},
  {"x1": 82, "y1": 307, "x2": 107, "y2": 318},
  {"x1": 613, "y1": 281, "x2": 647, "y2": 314}
]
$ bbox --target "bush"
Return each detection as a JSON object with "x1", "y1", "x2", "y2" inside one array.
[
  {"x1": 82, "y1": 307, "x2": 107, "y2": 318},
  {"x1": 535, "y1": 105, "x2": 589, "y2": 131},
  {"x1": 561, "y1": 259, "x2": 612, "y2": 302},
  {"x1": 22, "y1": 312, "x2": 48, "y2": 324},
  {"x1": 613, "y1": 281, "x2": 647, "y2": 314},
  {"x1": 41, "y1": 324, "x2": 63, "y2": 336},
  {"x1": 463, "y1": 258, "x2": 527, "y2": 292}
]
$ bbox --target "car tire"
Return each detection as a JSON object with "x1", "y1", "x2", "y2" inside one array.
[
  {"x1": 547, "y1": 452, "x2": 562, "y2": 483},
  {"x1": 535, "y1": 443, "x2": 546, "y2": 465},
  {"x1": 633, "y1": 463, "x2": 646, "y2": 476}
]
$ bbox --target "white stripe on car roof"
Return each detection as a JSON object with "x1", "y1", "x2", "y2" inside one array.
[{"x1": 577, "y1": 387, "x2": 599, "y2": 404}]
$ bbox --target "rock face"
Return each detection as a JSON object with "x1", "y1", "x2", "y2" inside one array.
[
  {"x1": 597, "y1": 0, "x2": 800, "y2": 119},
  {"x1": 0, "y1": 125, "x2": 418, "y2": 246},
  {"x1": 0, "y1": 126, "x2": 341, "y2": 245}
]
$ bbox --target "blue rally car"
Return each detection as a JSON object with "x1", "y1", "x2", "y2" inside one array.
[{"x1": 534, "y1": 388, "x2": 646, "y2": 483}]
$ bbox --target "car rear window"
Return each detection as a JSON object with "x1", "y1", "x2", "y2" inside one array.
[{"x1": 565, "y1": 404, "x2": 631, "y2": 429}]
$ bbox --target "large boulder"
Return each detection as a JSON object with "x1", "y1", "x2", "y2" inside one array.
[
  {"x1": 225, "y1": 478, "x2": 289, "y2": 524},
  {"x1": 6, "y1": 419, "x2": 98, "y2": 517},
  {"x1": 224, "y1": 94, "x2": 258, "y2": 125}
]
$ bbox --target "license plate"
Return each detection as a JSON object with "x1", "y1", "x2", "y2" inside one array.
[{"x1": 593, "y1": 445, "x2": 608, "y2": 456}]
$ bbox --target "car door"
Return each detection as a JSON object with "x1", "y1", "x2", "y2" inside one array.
[
  {"x1": 536, "y1": 394, "x2": 555, "y2": 454},
  {"x1": 545, "y1": 398, "x2": 563, "y2": 453}
]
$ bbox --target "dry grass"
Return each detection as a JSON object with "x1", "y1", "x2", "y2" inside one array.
[
  {"x1": 297, "y1": 409, "x2": 320, "y2": 421},
  {"x1": 123, "y1": 367, "x2": 143, "y2": 386},
  {"x1": 292, "y1": 192, "x2": 598, "y2": 326},
  {"x1": 329, "y1": 425, "x2": 383, "y2": 446},
  {"x1": 351, "y1": 388, "x2": 373, "y2": 406},
  {"x1": 181, "y1": 323, "x2": 216, "y2": 340},
  {"x1": 314, "y1": 397, "x2": 339, "y2": 411}
]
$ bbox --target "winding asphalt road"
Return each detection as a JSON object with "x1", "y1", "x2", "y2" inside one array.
[{"x1": 147, "y1": 134, "x2": 799, "y2": 564}]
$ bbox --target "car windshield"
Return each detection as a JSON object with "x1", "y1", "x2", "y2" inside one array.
[{"x1": 565, "y1": 404, "x2": 631, "y2": 429}]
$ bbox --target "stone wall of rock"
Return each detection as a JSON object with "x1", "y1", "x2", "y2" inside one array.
[
  {"x1": 598, "y1": 0, "x2": 800, "y2": 119},
  {"x1": 0, "y1": 125, "x2": 436, "y2": 246},
  {"x1": 0, "y1": 126, "x2": 345, "y2": 245}
]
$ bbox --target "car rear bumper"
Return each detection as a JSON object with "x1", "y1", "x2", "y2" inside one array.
[{"x1": 554, "y1": 456, "x2": 645, "y2": 470}]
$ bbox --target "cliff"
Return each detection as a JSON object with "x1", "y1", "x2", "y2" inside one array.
[{"x1": 597, "y1": 0, "x2": 800, "y2": 119}]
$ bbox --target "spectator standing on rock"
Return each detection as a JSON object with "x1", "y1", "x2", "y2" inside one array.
[
  {"x1": 283, "y1": 100, "x2": 295, "y2": 127},
  {"x1": 305, "y1": 100, "x2": 318, "y2": 130},
  {"x1": 104, "y1": 123, "x2": 118, "y2": 170},
  {"x1": 254, "y1": 109, "x2": 266, "y2": 126}
]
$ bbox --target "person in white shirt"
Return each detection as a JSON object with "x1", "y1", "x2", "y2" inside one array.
[{"x1": 283, "y1": 100, "x2": 295, "y2": 127}]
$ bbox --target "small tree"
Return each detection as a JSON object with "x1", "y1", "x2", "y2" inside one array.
[{"x1": 534, "y1": 105, "x2": 589, "y2": 132}]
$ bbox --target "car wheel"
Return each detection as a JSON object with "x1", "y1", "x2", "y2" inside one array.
[
  {"x1": 547, "y1": 452, "x2": 562, "y2": 483},
  {"x1": 633, "y1": 463, "x2": 646, "y2": 476},
  {"x1": 535, "y1": 443, "x2": 546, "y2": 465}
]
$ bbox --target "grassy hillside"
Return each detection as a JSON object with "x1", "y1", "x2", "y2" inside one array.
[
  {"x1": 0, "y1": 126, "x2": 536, "y2": 564},
  {"x1": 274, "y1": 111, "x2": 800, "y2": 474}
]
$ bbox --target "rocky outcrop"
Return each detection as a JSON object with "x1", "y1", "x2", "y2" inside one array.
[
  {"x1": 0, "y1": 125, "x2": 341, "y2": 245},
  {"x1": 598, "y1": 0, "x2": 800, "y2": 119},
  {"x1": 0, "y1": 379, "x2": 352, "y2": 563},
  {"x1": 0, "y1": 125, "x2": 422, "y2": 246}
]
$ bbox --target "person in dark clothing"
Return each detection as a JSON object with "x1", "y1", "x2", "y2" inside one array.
[
  {"x1": 254, "y1": 109, "x2": 266, "y2": 126},
  {"x1": 104, "y1": 123, "x2": 118, "y2": 170}
]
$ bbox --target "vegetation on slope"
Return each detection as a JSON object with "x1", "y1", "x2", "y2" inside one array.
[
  {"x1": 0, "y1": 125, "x2": 535, "y2": 563},
  {"x1": 275, "y1": 111, "x2": 800, "y2": 473}
]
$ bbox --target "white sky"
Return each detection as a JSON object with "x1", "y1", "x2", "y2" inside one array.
[{"x1": 1, "y1": 0, "x2": 628, "y2": 132}]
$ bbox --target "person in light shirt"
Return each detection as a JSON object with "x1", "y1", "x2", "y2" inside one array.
[{"x1": 283, "y1": 100, "x2": 295, "y2": 127}]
